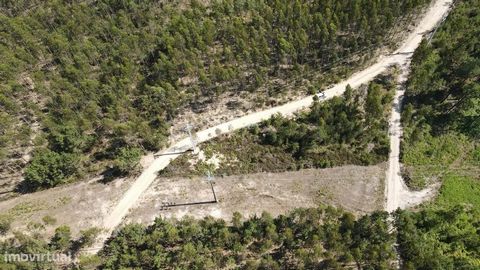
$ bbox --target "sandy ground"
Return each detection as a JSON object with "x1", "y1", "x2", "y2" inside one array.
[
  {"x1": 126, "y1": 164, "x2": 387, "y2": 225},
  {"x1": 0, "y1": 176, "x2": 134, "y2": 239},
  {"x1": 87, "y1": 0, "x2": 454, "y2": 252},
  {"x1": 0, "y1": 164, "x2": 385, "y2": 241},
  {"x1": 384, "y1": 61, "x2": 439, "y2": 212}
]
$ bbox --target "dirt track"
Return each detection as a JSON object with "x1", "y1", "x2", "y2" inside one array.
[
  {"x1": 384, "y1": 0, "x2": 453, "y2": 211},
  {"x1": 384, "y1": 59, "x2": 439, "y2": 212}
]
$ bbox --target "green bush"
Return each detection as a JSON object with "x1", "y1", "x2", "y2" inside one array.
[
  {"x1": 42, "y1": 215, "x2": 57, "y2": 225},
  {"x1": 50, "y1": 225, "x2": 72, "y2": 251},
  {"x1": 0, "y1": 215, "x2": 12, "y2": 235},
  {"x1": 395, "y1": 206, "x2": 480, "y2": 269},
  {"x1": 47, "y1": 125, "x2": 93, "y2": 153},
  {"x1": 78, "y1": 227, "x2": 101, "y2": 248},
  {"x1": 112, "y1": 146, "x2": 143, "y2": 175},
  {"x1": 23, "y1": 149, "x2": 78, "y2": 190}
]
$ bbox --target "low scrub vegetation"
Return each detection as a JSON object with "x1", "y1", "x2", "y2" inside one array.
[
  {"x1": 435, "y1": 174, "x2": 480, "y2": 209},
  {"x1": 162, "y1": 73, "x2": 396, "y2": 177},
  {"x1": 0, "y1": 224, "x2": 100, "y2": 269}
]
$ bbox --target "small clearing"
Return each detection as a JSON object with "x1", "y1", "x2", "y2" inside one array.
[{"x1": 125, "y1": 164, "x2": 387, "y2": 225}]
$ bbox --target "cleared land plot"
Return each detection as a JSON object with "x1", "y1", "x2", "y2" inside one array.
[
  {"x1": 0, "y1": 177, "x2": 135, "y2": 239},
  {"x1": 0, "y1": 163, "x2": 385, "y2": 241},
  {"x1": 126, "y1": 163, "x2": 387, "y2": 225}
]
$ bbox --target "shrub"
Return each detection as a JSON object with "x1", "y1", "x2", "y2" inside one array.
[
  {"x1": 78, "y1": 227, "x2": 101, "y2": 248},
  {"x1": 112, "y1": 146, "x2": 142, "y2": 175},
  {"x1": 23, "y1": 149, "x2": 78, "y2": 190},
  {"x1": 47, "y1": 125, "x2": 90, "y2": 153},
  {"x1": 0, "y1": 215, "x2": 12, "y2": 235},
  {"x1": 42, "y1": 215, "x2": 57, "y2": 225},
  {"x1": 50, "y1": 225, "x2": 72, "y2": 251}
]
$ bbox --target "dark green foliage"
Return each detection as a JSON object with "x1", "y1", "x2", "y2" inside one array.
[
  {"x1": 395, "y1": 206, "x2": 480, "y2": 269},
  {"x1": 100, "y1": 206, "x2": 396, "y2": 270},
  {"x1": 0, "y1": 0, "x2": 432, "y2": 189},
  {"x1": 272, "y1": 78, "x2": 394, "y2": 167},
  {"x1": 0, "y1": 206, "x2": 476, "y2": 269},
  {"x1": 50, "y1": 225, "x2": 71, "y2": 251},
  {"x1": 270, "y1": 80, "x2": 393, "y2": 168},
  {"x1": 397, "y1": 9, "x2": 480, "y2": 270},
  {"x1": 47, "y1": 125, "x2": 93, "y2": 154},
  {"x1": 76, "y1": 228, "x2": 100, "y2": 248},
  {"x1": 403, "y1": 0, "x2": 480, "y2": 140},
  {"x1": 401, "y1": 0, "x2": 479, "y2": 190},
  {"x1": 398, "y1": 6, "x2": 480, "y2": 268},
  {"x1": 111, "y1": 146, "x2": 142, "y2": 176},
  {"x1": 98, "y1": 205, "x2": 479, "y2": 269},
  {"x1": 23, "y1": 149, "x2": 78, "y2": 190}
]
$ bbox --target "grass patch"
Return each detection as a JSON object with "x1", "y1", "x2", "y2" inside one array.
[
  {"x1": 8, "y1": 201, "x2": 46, "y2": 217},
  {"x1": 435, "y1": 175, "x2": 480, "y2": 208},
  {"x1": 401, "y1": 133, "x2": 477, "y2": 189},
  {"x1": 402, "y1": 133, "x2": 467, "y2": 166}
]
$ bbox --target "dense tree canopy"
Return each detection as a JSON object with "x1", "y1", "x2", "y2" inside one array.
[
  {"x1": 0, "y1": 205, "x2": 476, "y2": 269},
  {"x1": 94, "y1": 205, "x2": 479, "y2": 270},
  {"x1": 100, "y1": 206, "x2": 396, "y2": 270},
  {"x1": 258, "y1": 78, "x2": 394, "y2": 168},
  {"x1": 403, "y1": 0, "x2": 480, "y2": 140},
  {"x1": 397, "y1": 3, "x2": 480, "y2": 268},
  {"x1": 395, "y1": 206, "x2": 480, "y2": 270}
]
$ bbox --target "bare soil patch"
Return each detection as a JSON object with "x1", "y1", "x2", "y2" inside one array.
[
  {"x1": 126, "y1": 163, "x2": 387, "y2": 225},
  {"x1": 0, "y1": 176, "x2": 134, "y2": 239}
]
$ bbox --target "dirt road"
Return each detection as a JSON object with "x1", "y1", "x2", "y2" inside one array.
[
  {"x1": 88, "y1": 0, "x2": 453, "y2": 253},
  {"x1": 384, "y1": 63, "x2": 438, "y2": 212},
  {"x1": 384, "y1": 0, "x2": 452, "y2": 212}
]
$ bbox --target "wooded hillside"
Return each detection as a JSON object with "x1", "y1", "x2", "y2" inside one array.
[{"x1": 0, "y1": 0, "x2": 432, "y2": 189}]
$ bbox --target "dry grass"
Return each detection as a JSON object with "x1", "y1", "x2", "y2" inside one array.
[{"x1": 126, "y1": 163, "x2": 387, "y2": 225}]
